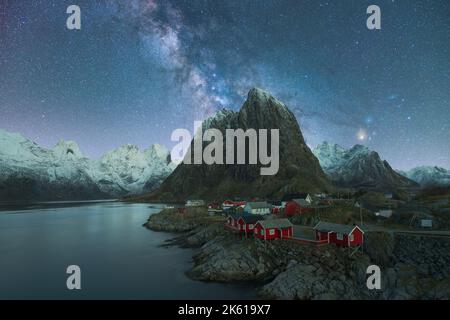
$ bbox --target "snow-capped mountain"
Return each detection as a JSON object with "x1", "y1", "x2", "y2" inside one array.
[
  {"x1": 398, "y1": 166, "x2": 450, "y2": 187},
  {"x1": 313, "y1": 142, "x2": 417, "y2": 190},
  {"x1": 312, "y1": 142, "x2": 347, "y2": 170},
  {"x1": 0, "y1": 128, "x2": 175, "y2": 201},
  {"x1": 93, "y1": 144, "x2": 176, "y2": 196}
]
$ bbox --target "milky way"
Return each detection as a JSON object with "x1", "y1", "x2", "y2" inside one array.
[{"x1": 0, "y1": 0, "x2": 449, "y2": 170}]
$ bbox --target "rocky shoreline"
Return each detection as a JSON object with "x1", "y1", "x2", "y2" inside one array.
[{"x1": 145, "y1": 209, "x2": 450, "y2": 300}]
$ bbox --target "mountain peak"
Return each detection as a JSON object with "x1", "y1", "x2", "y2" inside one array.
[
  {"x1": 313, "y1": 142, "x2": 417, "y2": 190},
  {"x1": 402, "y1": 166, "x2": 450, "y2": 187},
  {"x1": 248, "y1": 87, "x2": 271, "y2": 100},
  {"x1": 53, "y1": 140, "x2": 84, "y2": 159},
  {"x1": 144, "y1": 144, "x2": 170, "y2": 162},
  {"x1": 240, "y1": 87, "x2": 293, "y2": 129},
  {"x1": 246, "y1": 87, "x2": 286, "y2": 109},
  {"x1": 349, "y1": 144, "x2": 371, "y2": 155}
]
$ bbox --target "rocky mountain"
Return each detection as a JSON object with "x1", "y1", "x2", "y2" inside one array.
[
  {"x1": 398, "y1": 166, "x2": 450, "y2": 187},
  {"x1": 313, "y1": 142, "x2": 417, "y2": 190},
  {"x1": 0, "y1": 128, "x2": 175, "y2": 201},
  {"x1": 145, "y1": 88, "x2": 331, "y2": 202}
]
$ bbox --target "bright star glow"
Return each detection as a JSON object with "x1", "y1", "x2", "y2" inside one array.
[{"x1": 357, "y1": 129, "x2": 367, "y2": 141}]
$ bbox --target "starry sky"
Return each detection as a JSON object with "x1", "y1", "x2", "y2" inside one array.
[{"x1": 0, "y1": 0, "x2": 449, "y2": 170}]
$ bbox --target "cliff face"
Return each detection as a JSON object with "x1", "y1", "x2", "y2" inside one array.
[{"x1": 147, "y1": 88, "x2": 330, "y2": 201}]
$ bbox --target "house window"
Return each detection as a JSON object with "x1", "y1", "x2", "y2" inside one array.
[
  {"x1": 261, "y1": 229, "x2": 264, "y2": 235},
  {"x1": 248, "y1": 224, "x2": 253, "y2": 229},
  {"x1": 349, "y1": 234, "x2": 354, "y2": 242},
  {"x1": 269, "y1": 229, "x2": 275, "y2": 236},
  {"x1": 336, "y1": 233, "x2": 343, "y2": 240}
]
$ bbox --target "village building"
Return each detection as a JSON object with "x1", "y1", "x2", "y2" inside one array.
[
  {"x1": 375, "y1": 209, "x2": 393, "y2": 218},
  {"x1": 269, "y1": 201, "x2": 285, "y2": 215},
  {"x1": 313, "y1": 222, "x2": 364, "y2": 247},
  {"x1": 243, "y1": 202, "x2": 272, "y2": 215},
  {"x1": 207, "y1": 202, "x2": 222, "y2": 216},
  {"x1": 208, "y1": 202, "x2": 220, "y2": 210},
  {"x1": 226, "y1": 213, "x2": 241, "y2": 229},
  {"x1": 222, "y1": 200, "x2": 246, "y2": 209},
  {"x1": 317, "y1": 199, "x2": 333, "y2": 206},
  {"x1": 254, "y1": 219, "x2": 293, "y2": 240},
  {"x1": 237, "y1": 215, "x2": 263, "y2": 234},
  {"x1": 420, "y1": 219, "x2": 433, "y2": 228},
  {"x1": 297, "y1": 193, "x2": 314, "y2": 204},
  {"x1": 281, "y1": 193, "x2": 313, "y2": 207},
  {"x1": 285, "y1": 199, "x2": 314, "y2": 216},
  {"x1": 186, "y1": 200, "x2": 205, "y2": 207}
]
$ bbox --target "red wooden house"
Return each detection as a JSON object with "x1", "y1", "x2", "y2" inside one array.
[
  {"x1": 226, "y1": 214, "x2": 241, "y2": 229},
  {"x1": 237, "y1": 215, "x2": 262, "y2": 235},
  {"x1": 177, "y1": 207, "x2": 187, "y2": 214},
  {"x1": 208, "y1": 202, "x2": 220, "y2": 210},
  {"x1": 222, "y1": 200, "x2": 246, "y2": 209},
  {"x1": 313, "y1": 222, "x2": 364, "y2": 247},
  {"x1": 272, "y1": 207, "x2": 281, "y2": 215},
  {"x1": 285, "y1": 199, "x2": 314, "y2": 216},
  {"x1": 254, "y1": 219, "x2": 293, "y2": 240}
]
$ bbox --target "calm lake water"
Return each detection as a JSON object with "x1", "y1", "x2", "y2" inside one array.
[{"x1": 0, "y1": 201, "x2": 256, "y2": 299}]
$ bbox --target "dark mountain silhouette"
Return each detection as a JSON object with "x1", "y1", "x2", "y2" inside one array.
[{"x1": 143, "y1": 88, "x2": 331, "y2": 201}]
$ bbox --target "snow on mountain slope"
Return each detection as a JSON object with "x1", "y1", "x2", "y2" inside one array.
[
  {"x1": 0, "y1": 128, "x2": 176, "y2": 200},
  {"x1": 313, "y1": 142, "x2": 417, "y2": 190},
  {"x1": 93, "y1": 144, "x2": 176, "y2": 196},
  {"x1": 0, "y1": 128, "x2": 52, "y2": 164},
  {"x1": 399, "y1": 166, "x2": 450, "y2": 187},
  {"x1": 312, "y1": 141, "x2": 347, "y2": 170}
]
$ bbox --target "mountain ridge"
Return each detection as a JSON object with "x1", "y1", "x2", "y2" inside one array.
[
  {"x1": 398, "y1": 166, "x2": 450, "y2": 187},
  {"x1": 313, "y1": 141, "x2": 418, "y2": 191},
  {"x1": 0, "y1": 128, "x2": 175, "y2": 201}
]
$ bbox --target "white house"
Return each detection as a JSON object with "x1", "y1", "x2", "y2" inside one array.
[
  {"x1": 375, "y1": 210, "x2": 393, "y2": 218},
  {"x1": 186, "y1": 200, "x2": 205, "y2": 207},
  {"x1": 298, "y1": 193, "x2": 314, "y2": 204},
  {"x1": 420, "y1": 219, "x2": 433, "y2": 228},
  {"x1": 243, "y1": 202, "x2": 272, "y2": 215}
]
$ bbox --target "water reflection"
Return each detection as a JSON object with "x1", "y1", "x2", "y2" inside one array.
[{"x1": 0, "y1": 201, "x2": 256, "y2": 299}]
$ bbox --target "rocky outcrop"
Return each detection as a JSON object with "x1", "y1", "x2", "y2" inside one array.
[
  {"x1": 187, "y1": 235, "x2": 376, "y2": 298},
  {"x1": 145, "y1": 208, "x2": 450, "y2": 299},
  {"x1": 145, "y1": 208, "x2": 206, "y2": 233},
  {"x1": 188, "y1": 236, "x2": 279, "y2": 282}
]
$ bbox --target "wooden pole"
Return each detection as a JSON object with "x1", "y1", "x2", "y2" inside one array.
[{"x1": 360, "y1": 206, "x2": 363, "y2": 226}]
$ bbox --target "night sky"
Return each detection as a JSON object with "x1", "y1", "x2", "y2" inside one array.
[{"x1": 0, "y1": 0, "x2": 449, "y2": 170}]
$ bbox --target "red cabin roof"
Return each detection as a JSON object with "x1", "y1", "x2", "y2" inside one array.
[{"x1": 313, "y1": 221, "x2": 364, "y2": 235}]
